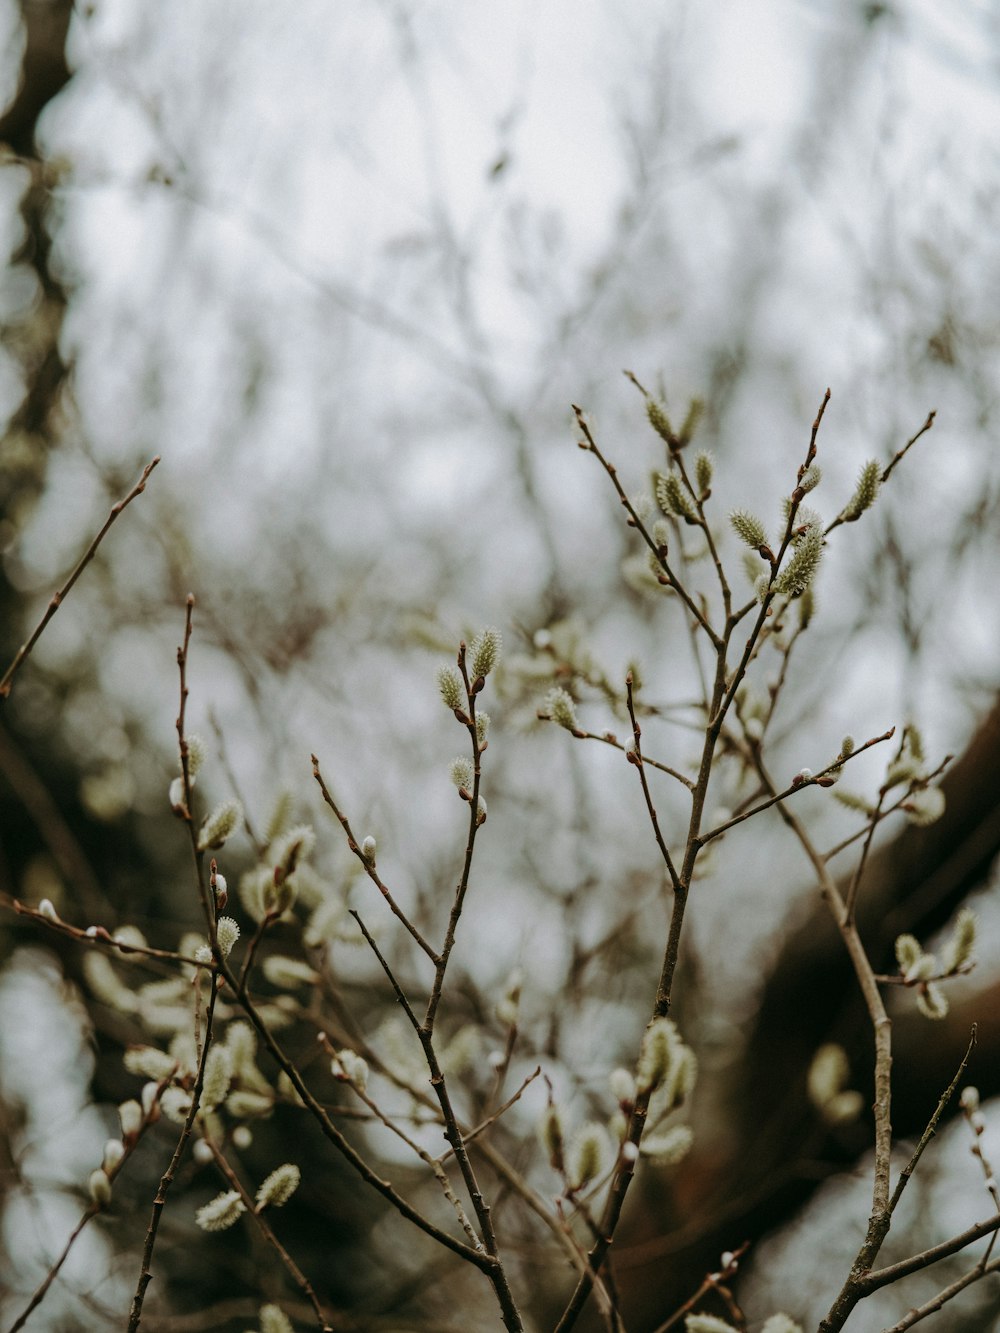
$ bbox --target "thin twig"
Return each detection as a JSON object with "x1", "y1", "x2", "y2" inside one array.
[
  {"x1": 202, "y1": 1134, "x2": 335, "y2": 1331},
  {"x1": 311, "y1": 756, "x2": 439, "y2": 963},
  {"x1": 0, "y1": 456, "x2": 160, "y2": 699},
  {"x1": 887, "y1": 1028, "x2": 976, "y2": 1216}
]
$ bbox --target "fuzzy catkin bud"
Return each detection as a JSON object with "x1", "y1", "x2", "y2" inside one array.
[
  {"x1": 262, "y1": 955, "x2": 318, "y2": 988},
  {"x1": 636, "y1": 1017, "x2": 680, "y2": 1094},
  {"x1": 168, "y1": 776, "x2": 187, "y2": 813},
  {"x1": 960, "y1": 1086, "x2": 980, "y2": 1112},
  {"x1": 684, "y1": 1311, "x2": 737, "y2": 1332},
  {"x1": 119, "y1": 1100, "x2": 143, "y2": 1139},
  {"x1": 216, "y1": 917, "x2": 240, "y2": 958},
  {"x1": 88, "y1": 1168, "x2": 112, "y2": 1207},
  {"x1": 844, "y1": 459, "x2": 881, "y2": 520},
  {"x1": 569, "y1": 1123, "x2": 610, "y2": 1189},
  {"x1": 195, "y1": 1190, "x2": 246, "y2": 1232},
  {"x1": 471, "y1": 627, "x2": 502, "y2": 679},
  {"x1": 332, "y1": 1048, "x2": 369, "y2": 1091},
  {"x1": 545, "y1": 686, "x2": 578, "y2": 731},
  {"x1": 38, "y1": 898, "x2": 59, "y2": 921},
  {"x1": 774, "y1": 519, "x2": 823, "y2": 597},
  {"x1": 798, "y1": 464, "x2": 821, "y2": 494},
  {"x1": 476, "y1": 712, "x2": 490, "y2": 747},
  {"x1": 761, "y1": 1317, "x2": 805, "y2": 1333},
  {"x1": 917, "y1": 982, "x2": 949, "y2": 1020},
  {"x1": 185, "y1": 734, "x2": 206, "y2": 776},
  {"x1": 270, "y1": 825, "x2": 315, "y2": 886},
  {"x1": 198, "y1": 799, "x2": 243, "y2": 851},
  {"x1": 259, "y1": 1306, "x2": 295, "y2": 1333},
  {"x1": 437, "y1": 666, "x2": 464, "y2": 710},
  {"x1": 102, "y1": 1139, "x2": 125, "y2": 1172},
  {"x1": 646, "y1": 398, "x2": 674, "y2": 445},
  {"x1": 729, "y1": 509, "x2": 768, "y2": 549},
  {"x1": 201, "y1": 1046, "x2": 232, "y2": 1112},
  {"x1": 894, "y1": 933, "x2": 922, "y2": 972},
  {"x1": 450, "y1": 756, "x2": 474, "y2": 790},
  {"x1": 124, "y1": 1046, "x2": 177, "y2": 1082},
  {"x1": 609, "y1": 1068, "x2": 636, "y2": 1105},
  {"x1": 540, "y1": 1103, "x2": 565, "y2": 1170},
  {"x1": 640, "y1": 1124, "x2": 693, "y2": 1166},
  {"x1": 360, "y1": 835, "x2": 376, "y2": 862},
  {"x1": 904, "y1": 786, "x2": 946, "y2": 826},
  {"x1": 839, "y1": 735, "x2": 855, "y2": 758},
  {"x1": 943, "y1": 908, "x2": 977, "y2": 974},
  {"x1": 655, "y1": 471, "x2": 697, "y2": 523},
  {"x1": 694, "y1": 451, "x2": 714, "y2": 496},
  {"x1": 255, "y1": 1163, "x2": 300, "y2": 1210}
]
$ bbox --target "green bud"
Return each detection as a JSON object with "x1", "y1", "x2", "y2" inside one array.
[
  {"x1": 774, "y1": 519, "x2": 823, "y2": 597},
  {"x1": 201, "y1": 1046, "x2": 232, "y2": 1112},
  {"x1": 639, "y1": 1124, "x2": 693, "y2": 1166},
  {"x1": 903, "y1": 786, "x2": 945, "y2": 826},
  {"x1": 684, "y1": 1312, "x2": 737, "y2": 1332},
  {"x1": 694, "y1": 451, "x2": 714, "y2": 497},
  {"x1": 569, "y1": 1123, "x2": 610, "y2": 1189},
  {"x1": 195, "y1": 1189, "x2": 246, "y2": 1231},
  {"x1": 255, "y1": 1163, "x2": 300, "y2": 1210},
  {"x1": 646, "y1": 398, "x2": 674, "y2": 445},
  {"x1": 476, "y1": 712, "x2": 490, "y2": 747},
  {"x1": 798, "y1": 464, "x2": 821, "y2": 494},
  {"x1": 636, "y1": 1017, "x2": 680, "y2": 1094},
  {"x1": 729, "y1": 509, "x2": 768, "y2": 549},
  {"x1": 844, "y1": 459, "x2": 881, "y2": 520},
  {"x1": 678, "y1": 397, "x2": 704, "y2": 445},
  {"x1": 264, "y1": 789, "x2": 294, "y2": 845},
  {"x1": 185, "y1": 734, "x2": 206, "y2": 776},
  {"x1": 943, "y1": 907, "x2": 977, "y2": 974},
  {"x1": 544, "y1": 686, "x2": 579, "y2": 731},
  {"x1": 655, "y1": 471, "x2": 698, "y2": 523},
  {"x1": 894, "y1": 934, "x2": 923, "y2": 972},
  {"x1": 761, "y1": 1317, "x2": 805, "y2": 1333},
  {"x1": 540, "y1": 1102, "x2": 565, "y2": 1171},
  {"x1": 471, "y1": 627, "x2": 502, "y2": 679},
  {"x1": 198, "y1": 799, "x2": 244, "y2": 851},
  {"x1": 124, "y1": 1046, "x2": 177, "y2": 1082},
  {"x1": 88, "y1": 1168, "x2": 112, "y2": 1207},
  {"x1": 262, "y1": 955, "x2": 318, "y2": 988},
  {"x1": 916, "y1": 982, "x2": 949, "y2": 1020},
  {"x1": 438, "y1": 666, "x2": 464, "y2": 710},
  {"x1": 259, "y1": 1305, "x2": 294, "y2": 1333},
  {"x1": 332, "y1": 1048, "x2": 369, "y2": 1091}
]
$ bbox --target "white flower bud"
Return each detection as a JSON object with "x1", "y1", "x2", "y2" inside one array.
[
  {"x1": 88, "y1": 1168, "x2": 112, "y2": 1207},
  {"x1": 255, "y1": 1163, "x2": 300, "y2": 1210},
  {"x1": 195, "y1": 1189, "x2": 246, "y2": 1232},
  {"x1": 960, "y1": 1086, "x2": 980, "y2": 1112},
  {"x1": 192, "y1": 1139, "x2": 214, "y2": 1165},
  {"x1": 119, "y1": 1099, "x2": 143, "y2": 1139},
  {"x1": 102, "y1": 1140, "x2": 125, "y2": 1173},
  {"x1": 216, "y1": 916, "x2": 240, "y2": 958},
  {"x1": 361, "y1": 835, "x2": 377, "y2": 862},
  {"x1": 197, "y1": 799, "x2": 244, "y2": 851},
  {"x1": 38, "y1": 898, "x2": 59, "y2": 921},
  {"x1": 610, "y1": 1068, "x2": 636, "y2": 1105}
]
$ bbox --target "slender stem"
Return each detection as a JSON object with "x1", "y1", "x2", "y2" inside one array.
[
  {"x1": 312, "y1": 756, "x2": 439, "y2": 963},
  {"x1": 203, "y1": 1135, "x2": 334, "y2": 1331},
  {"x1": 0, "y1": 456, "x2": 160, "y2": 700},
  {"x1": 127, "y1": 984, "x2": 221, "y2": 1331}
]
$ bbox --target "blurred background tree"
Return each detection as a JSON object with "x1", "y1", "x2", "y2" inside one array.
[{"x1": 1, "y1": 2, "x2": 1000, "y2": 1329}]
